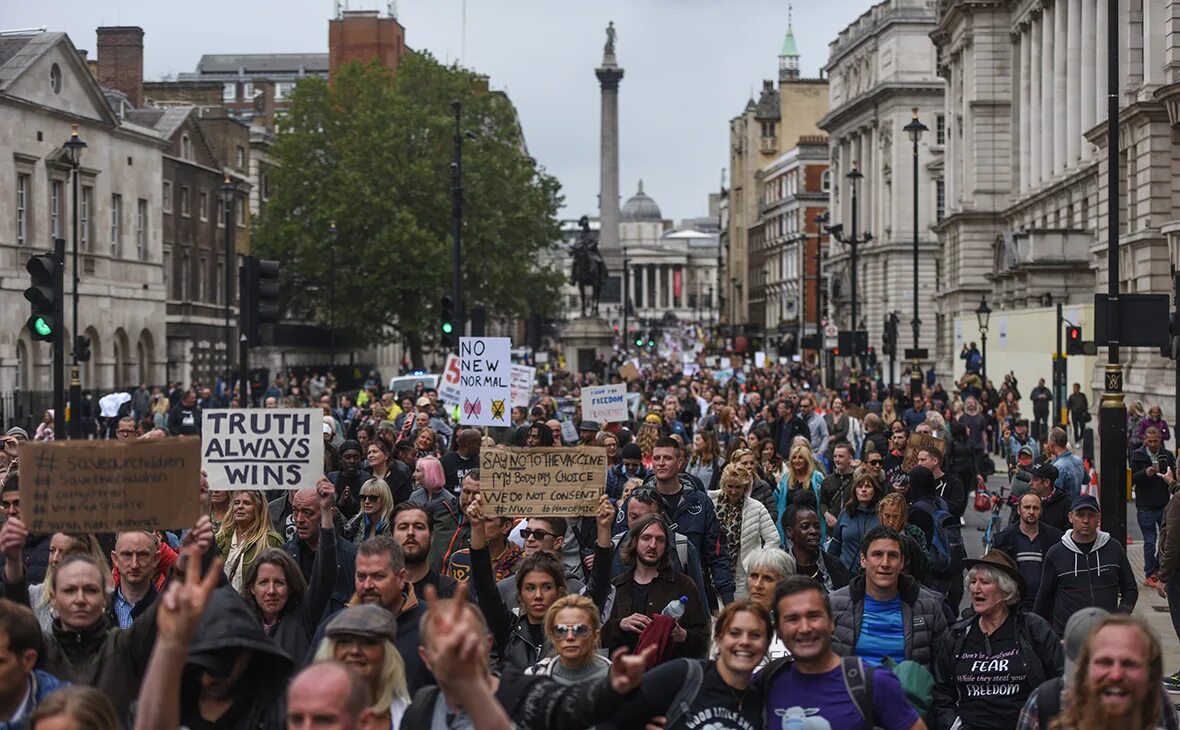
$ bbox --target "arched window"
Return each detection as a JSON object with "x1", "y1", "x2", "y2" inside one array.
[{"x1": 180, "y1": 134, "x2": 192, "y2": 161}]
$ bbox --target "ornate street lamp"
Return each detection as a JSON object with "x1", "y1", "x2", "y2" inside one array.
[{"x1": 975, "y1": 295, "x2": 992, "y2": 383}]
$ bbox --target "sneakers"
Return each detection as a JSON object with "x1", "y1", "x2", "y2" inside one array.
[
  {"x1": 1145, "y1": 575, "x2": 1161, "y2": 589},
  {"x1": 1164, "y1": 671, "x2": 1180, "y2": 691}
]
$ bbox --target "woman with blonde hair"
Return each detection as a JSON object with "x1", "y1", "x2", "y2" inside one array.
[
  {"x1": 881, "y1": 397, "x2": 898, "y2": 428},
  {"x1": 709, "y1": 463, "x2": 779, "y2": 599},
  {"x1": 876, "y1": 492, "x2": 930, "y2": 583},
  {"x1": 29, "y1": 685, "x2": 119, "y2": 730},
  {"x1": 635, "y1": 414, "x2": 662, "y2": 467},
  {"x1": 777, "y1": 442, "x2": 827, "y2": 545},
  {"x1": 344, "y1": 478, "x2": 394, "y2": 544},
  {"x1": 525, "y1": 594, "x2": 611, "y2": 685},
  {"x1": 29, "y1": 533, "x2": 111, "y2": 631},
  {"x1": 215, "y1": 490, "x2": 284, "y2": 591},
  {"x1": 314, "y1": 605, "x2": 409, "y2": 728}
]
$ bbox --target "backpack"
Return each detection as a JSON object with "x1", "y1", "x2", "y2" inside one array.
[
  {"x1": 1035, "y1": 677, "x2": 1065, "y2": 729},
  {"x1": 911, "y1": 499, "x2": 966, "y2": 577},
  {"x1": 880, "y1": 657, "x2": 934, "y2": 716},
  {"x1": 663, "y1": 659, "x2": 706, "y2": 727}
]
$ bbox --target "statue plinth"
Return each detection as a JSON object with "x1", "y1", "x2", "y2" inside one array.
[{"x1": 559, "y1": 317, "x2": 616, "y2": 374}]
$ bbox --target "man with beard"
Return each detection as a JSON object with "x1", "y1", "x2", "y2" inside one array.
[
  {"x1": 326, "y1": 440, "x2": 365, "y2": 519},
  {"x1": 392, "y1": 502, "x2": 456, "y2": 599},
  {"x1": 1019, "y1": 615, "x2": 1177, "y2": 730},
  {"x1": 993, "y1": 493, "x2": 1063, "y2": 612},
  {"x1": 1022, "y1": 463, "x2": 1070, "y2": 532},
  {"x1": 284, "y1": 484, "x2": 357, "y2": 617}
]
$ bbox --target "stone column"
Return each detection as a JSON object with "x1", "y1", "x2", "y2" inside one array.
[
  {"x1": 1067, "y1": 0, "x2": 1082, "y2": 167},
  {"x1": 638, "y1": 264, "x2": 647, "y2": 310},
  {"x1": 655, "y1": 264, "x2": 664, "y2": 310},
  {"x1": 1096, "y1": 0, "x2": 1107, "y2": 122},
  {"x1": 1053, "y1": 0, "x2": 1068, "y2": 176},
  {"x1": 596, "y1": 53, "x2": 625, "y2": 258},
  {"x1": 1030, "y1": 13, "x2": 1043, "y2": 186},
  {"x1": 1019, "y1": 27, "x2": 1032, "y2": 191},
  {"x1": 1081, "y1": 0, "x2": 1097, "y2": 155},
  {"x1": 1041, "y1": 6, "x2": 1055, "y2": 181}
]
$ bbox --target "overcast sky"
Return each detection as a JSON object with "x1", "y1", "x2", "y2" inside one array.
[{"x1": 6, "y1": 0, "x2": 872, "y2": 223}]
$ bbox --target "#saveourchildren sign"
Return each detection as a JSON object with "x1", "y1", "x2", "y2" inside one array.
[{"x1": 201, "y1": 408, "x2": 325, "y2": 491}]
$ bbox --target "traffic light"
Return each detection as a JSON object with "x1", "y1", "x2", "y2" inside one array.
[
  {"x1": 440, "y1": 296, "x2": 455, "y2": 347},
  {"x1": 242, "y1": 256, "x2": 281, "y2": 347},
  {"x1": 24, "y1": 248, "x2": 62, "y2": 342},
  {"x1": 74, "y1": 335, "x2": 91, "y2": 363},
  {"x1": 1066, "y1": 326, "x2": 1083, "y2": 355},
  {"x1": 634, "y1": 333, "x2": 644, "y2": 347}
]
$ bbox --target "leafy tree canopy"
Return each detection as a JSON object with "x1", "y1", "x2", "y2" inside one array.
[{"x1": 253, "y1": 54, "x2": 565, "y2": 367}]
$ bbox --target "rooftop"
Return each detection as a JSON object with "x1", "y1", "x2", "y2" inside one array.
[{"x1": 192, "y1": 53, "x2": 329, "y2": 76}]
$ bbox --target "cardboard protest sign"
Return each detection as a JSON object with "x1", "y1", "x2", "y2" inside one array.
[
  {"x1": 901, "y1": 433, "x2": 946, "y2": 473},
  {"x1": 582, "y1": 384, "x2": 628, "y2": 423},
  {"x1": 459, "y1": 337, "x2": 511, "y2": 426},
  {"x1": 480, "y1": 446, "x2": 607, "y2": 517},
  {"x1": 845, "y1": 406, "x2": 868, "y2": 421},
  {"x1": 618, "y1": 362, "x2": 640, "y2": 382},
  {"x1": 21, "y1": 437, "x2": 201, "y2": 533},
  {"x1": 510, "y1": 364, "x2": 535, "y2": 408},
  {"x1": 438, "y1": 354, "x2": 462, "y2": 405},
  {"x1": 202, "y1": 409, "x2": 325, "y2": 491}
]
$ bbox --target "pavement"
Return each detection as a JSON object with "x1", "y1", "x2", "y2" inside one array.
[{"x1": 965, "y1": 463, "x2": 1180, "y2": 674}]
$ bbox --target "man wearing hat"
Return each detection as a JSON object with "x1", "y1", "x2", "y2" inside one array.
[
  {"x1": 1033, "y1": 494, "x2": 1139, "y2": 637},
  {"x1": 1023, "y1": 463, "x2": 1070, "y2": 533},
  {"x1": 578, "y1": 420, "x2": 600, "y2": 446},
  {"x1": 994, "y1": 492, "x2": 1065, "y2": 612},
  {"x1": 606, "y1": 442, "x2": 649, "y2": 501}
]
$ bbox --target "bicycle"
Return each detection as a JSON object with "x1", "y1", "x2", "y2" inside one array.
[{"x1": 980, "y1": 481, "x2": 1012, "y2": 553}]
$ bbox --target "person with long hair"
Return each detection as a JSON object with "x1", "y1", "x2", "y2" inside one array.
[
  {"x1": 709, "y1": 463, "x2": 779, "y2": 600},
  {"x1": 240, "y1": 481, "x2": 338, "y2": 663},
  {"x1": 778, "y1": 442, "x2": 827, "y2": 544},
  {"x1": 29, "y1": 533, "x2": 111, "y2": 631},
  {"x1": 344, "y1": 478, "x2": 394, "y2": 544},
  {"x1": 687, "y1": 430, "x2": 725, "y2": 491},
  {"x1": 758, "y1": 438, "x2": 785, "y2": 485},
  {"x1": 934, "y1": 551, "x2": 1062, "y2": 730},
  {"x1": 414, "y1": 426, "x2": 439, "y2": 458},
  {"x1": 364, "y1": 441, "x2": 410, "y2": 504},
  {"x1": 29, "y1": 686, "x2": 120, "y2": 730},
  {"x1": 208, "y1": 489, "x2": 231, "y2": 531},
  {"x1": 524, "y1": 594, "x2": 611, "y2": 685},
  {"x1": 876, "y1": 492, "x2": 930, "y2": 584},
  {"x1": 313, "y1": 605, "x2": 410, "y2": 728},
  {"x1": 824, "y1": 397, "x2": 850, "y2": 463},
  {"x1": 829, "y1": 470, "x2": 883, "y2": 572},
  {"x1": 714, "y1": 406, "x2": 739, "y2": 454},
  {"x1": 635, "y1": 415, "x2": 662, "y2": 466},
  {"x1": 216, "y1": 490, "x2": 284, "y2": 591}
]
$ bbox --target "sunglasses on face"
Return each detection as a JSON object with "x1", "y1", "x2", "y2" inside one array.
[
  {"x1": 520, "y1": 528, "x2": 558, "y2": 541},
  {"x1": 553, "y1": 623, "x2": 592, "y2": 638},
  {"x1": 867, "y1": 459, "x2": 883, "y2": 466},
  {"x1": 360, "y1": 494, "x2": 381, "y2": 503}
]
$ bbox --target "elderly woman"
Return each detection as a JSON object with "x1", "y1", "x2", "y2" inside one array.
[
  {"x1": 1137, "y1": 404, "x2": 1172, "y2": 445},
  {"x1": 314, "y1": 605, "x2": 409, "y2": 728},
  {"x1": 524, "y1": 594, "x2": 611, "y2": 685},
  {"x1": 344, "y1": 478, "x2": 394, "y2": 544},
  {"x1": 933, "y1": 551, "x2": 1062, "y2": 730},
  {"x1": 829, "y1": 468, "x2": 883, "y2": 571},
  {"x1": 742, "y1": 547, "x2": 795, "y2": 664},
  {"x1": 708, "y1": 463, "x2": 779, "y2": 599}
]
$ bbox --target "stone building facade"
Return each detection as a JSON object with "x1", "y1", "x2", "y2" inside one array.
[{"x1": 819, "y1": 0, "x2": 944, "y2": 382}]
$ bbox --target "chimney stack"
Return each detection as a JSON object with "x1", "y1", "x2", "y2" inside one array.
[{"x1": 96, "y1": 26, "x2": 144, "y2": 108}]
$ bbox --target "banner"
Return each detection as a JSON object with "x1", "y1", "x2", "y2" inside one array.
[
  {"x1": 618, "y1": 362, "x2": 640, "y2": 382},
  {"x1": 480, "y1": 446, "x2": 607, "y2": 516},
  {"x1": 202, "y1": 409, "x2": 325, "y2": 491},
  {"x1": 459, "y1": 337, "x2": 512, "y2": 426},
  {"x1": 21, "y1": 438, "x2": 201, "y2": 533},
  {"x1": 510, "y1": 364, "x2": 535, "y2": 408},
  {"x1": 438, "y1": 354, "x2": 462, "y2": 405},
  {"x1": 901, "y1": 433, "x2": 947, "y2": 473},
  {"x1": 582, "y1": 384, "x2": 628, "y2": 423}
]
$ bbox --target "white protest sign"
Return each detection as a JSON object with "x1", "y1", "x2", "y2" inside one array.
[
  {"x1": 510, "y1": 364, "x2": 535, "y2": 408},
  {"x1": 560, "y1": 420, "x2": 580, "y2": 444},
  {"x1": 754, "y1": 351, "x2": 767, "y2": 368},
  {"x1": 201, "y1": 409, "x2": 325, "y2": 491},
  {"x1": 459, "y1": 337, "x2": 511, "y2": 426},
  {"x1": 438, "y1": 354, "x2": 462, "y2": 405},
  {"x1": 582, "y1": 384, "x2": 628, "y2": 423}
]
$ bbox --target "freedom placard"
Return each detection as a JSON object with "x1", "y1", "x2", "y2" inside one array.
[
  {"x1": 21, "y1": 437, "x2": 202, "y2": 533},
  {"x1": 480, "y1": 446, "x2": 607, "y2": 517},
  {"x1": 901, "y1": 433, "x2": 947, "y2": 473},
  {"x1": 202, "y1": 409, "x2": 325, "y2": 491},
  {"x1": 582, "y1": 384, "x2": 628, "y2": 423},
  {"x1": 459, "y1": 337, "x2": 511, "y2": 426},
  {"x1": 510, "y1": 364, "x2": 535, "y2": 408}
]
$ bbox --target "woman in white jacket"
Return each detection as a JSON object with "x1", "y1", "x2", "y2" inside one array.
[{"x1": 709, "y1": 462, "x2": 781, "y2": 600}]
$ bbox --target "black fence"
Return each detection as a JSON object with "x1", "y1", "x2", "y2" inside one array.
[{"x1": 0, "y1": 391, "x2": 57, "y2": 436}]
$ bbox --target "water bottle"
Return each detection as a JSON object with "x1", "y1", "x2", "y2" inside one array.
[{"x1": 660, "y1": 595, "x2": 688, "y2": 621}]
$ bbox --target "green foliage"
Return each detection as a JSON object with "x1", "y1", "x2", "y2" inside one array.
[{"x1": 252, "y1": 54, "x2": 564, "y2": 365}]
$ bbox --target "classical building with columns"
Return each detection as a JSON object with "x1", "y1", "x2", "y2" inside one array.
[
  {"x1": 932, "y1": 0, "x2": 1170, "y2": 415},
  {"x1": 819, "y1": 0, "x2": 944, "y2": 382}
]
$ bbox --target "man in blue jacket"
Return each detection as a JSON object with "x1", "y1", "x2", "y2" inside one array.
[{"x1": 0, "y1": 598, "x2": 67, "y2": 729}]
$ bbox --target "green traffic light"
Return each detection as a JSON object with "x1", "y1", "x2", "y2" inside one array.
[
  {"x1": 647, "y1": 340, "x2": 655, "y2": 348},
  {"x1": 442, "y1": 322, "x2": 454, "y2": 334},
  {"x1": 32, "y1": 317, "x2": 52, "y2": 337},
  {"x1": 634, "y1": 338, "x2": 643, "y2": 346}
]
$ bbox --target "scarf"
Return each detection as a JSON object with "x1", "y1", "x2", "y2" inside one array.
[{"x1": 717, "y1": 496, "x2": 744, "y2": 574}]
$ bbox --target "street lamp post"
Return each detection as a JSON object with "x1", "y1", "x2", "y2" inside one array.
[
  {"x1": 451, "y1": 101, "x2": 464, "y2": 332},
  {"x1": 847, "y1": 164, "x2": 863, "y2": 372},
  {"x1": 64, "y1": 126, "x2": 86, "y2": 438},
  {"x1": 975, "y1": 295, "x2": 992, "y2": 383},
  {"x1": 814, "y1": 212, "x2": 829, "y2": 382},
  {"x1": 220, "y1": 176, "x2": 236, "y2": 398},
  {"x1": 328, "y1": 222, "x2": 338, "y2": 370},
  {"x1": 903, "y1": 108, "x2": 928, "y2": 399}
]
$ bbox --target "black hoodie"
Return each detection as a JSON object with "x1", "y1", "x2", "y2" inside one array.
[{"x1": 906, "y1": 466, "x2": 939, "y2": 545}]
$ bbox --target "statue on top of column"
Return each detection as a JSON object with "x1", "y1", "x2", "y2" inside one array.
[{"x1": 605, "y1": 22, "x2": 617, "y2": 56}]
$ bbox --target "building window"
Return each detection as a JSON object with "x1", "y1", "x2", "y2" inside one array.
[
  {"x1": 180, "y1": 186, "x2": 190, "y2": 218},
  {"x1": 180, "y1": 134, "x2": 192, "y2": 161},
  {"x1": 223, "y1": 82, "x2": 236, "y2": 102},
  {"x1": 235, "y1": 146, "x2": 246, "y2": 169},
  {"x1": 216, "y1": 260, "x2": 226, "y2": 305},
  {"x1": 16, "y1": 174, "x2": 29, "y2": 246},
  {"x1": 236, "y1": 196, "x2": 245, "y2": 228},
  {"x1": 935, "y1": 180, "x2": 946, "y2": 223},
  {"x1": 199, "y1": 191, "x2": 208, "y2": 221},
  {"x1": 163, "y1": 249, "x2": 172, "y2": 298},
  {"x1": 80, "y1": 186, "x2": 92, "y2": 251},
  {"x1": 50, "y1": 180, "x2": 63, "y2": 239},
  {"x1": 936, "y1": 114, "x2": 947, "y2": 145},
  {"x1": 198, "y1": 255, "x2": 208, "y2": 302},
  {"x1": 821, "y1": 170, "x2": 832, "y2": 192},
  {"x1": 163, "y1": 180, "x2": 173, "y2": 214},
  {"x1": 136, "y1": 199, "x2": 148, "y2": 260},
  {"x1": 216, "y1": 198, "x2": 225, "y2": 228},
  {"x1": 181, "y1": 253, "x2": 190, "y2": 301},
  {"x1": 110, "y1": 193, "x2": 123, "y2": 257},
  {"x1": 242, "y1": 82, "x2": 254, "y2": 98}
]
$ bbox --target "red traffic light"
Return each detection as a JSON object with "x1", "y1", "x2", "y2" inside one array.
[{"x1": 1067, "y1": 326, "x2": 1081, "y2": 341}]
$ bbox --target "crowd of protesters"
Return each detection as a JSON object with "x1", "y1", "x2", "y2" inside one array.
[{"x1": 0, "y1": 337, "x2": 1170, "y2": 730}]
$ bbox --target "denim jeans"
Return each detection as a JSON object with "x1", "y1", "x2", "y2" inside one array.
[{"x1": 1139, "y1": 508, "x2": 1165, "y2": 578}]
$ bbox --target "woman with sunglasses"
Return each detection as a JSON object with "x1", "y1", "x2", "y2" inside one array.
[
  {"x1": 343, "y1": 478, "x2": 394, "y2": 544},
  {"x1": 524, "y1": 594, "x2": 611, "y2": 685}
]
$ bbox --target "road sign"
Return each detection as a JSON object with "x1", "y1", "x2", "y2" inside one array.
[
  {"x1": 904, "y1": 348, "x2": 929, "y2": 360},
  {"x1": 823, "y1": 323, "x2": 838, "y2": 338}
]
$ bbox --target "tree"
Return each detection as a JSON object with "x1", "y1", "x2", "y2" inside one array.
[{"x1": 252, "y1": 54, "x2": 565, "y2": 368}]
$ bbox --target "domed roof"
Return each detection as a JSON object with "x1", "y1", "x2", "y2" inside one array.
[{"x1": 621, "y1": 180, "x2": 662, "y2": 222}]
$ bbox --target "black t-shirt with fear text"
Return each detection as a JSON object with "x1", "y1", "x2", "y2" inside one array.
[{"x1": 951, "y1": 615, "x2": 1032, "y2": 730}]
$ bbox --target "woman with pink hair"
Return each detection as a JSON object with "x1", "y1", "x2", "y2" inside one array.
[{"x1": 411, "y1": 455, "x2": 448, "y2": 502}]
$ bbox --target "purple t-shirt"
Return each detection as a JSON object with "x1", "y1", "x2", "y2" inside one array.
[{"x1": 766, "y1": 663, "x2": 919, "y2": 730}]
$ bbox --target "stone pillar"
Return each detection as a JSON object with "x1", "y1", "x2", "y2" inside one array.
[
  {"x1": 1041, "y1": 6, "x2": 1055, "y2": 181},
  {"x1": 1144, "y1": 0, "x2": 1165, "y2": 88},
  {"x1": 1067, "y1": 0, "x2": 1082, "y2": 167},
  {"x1": 1030, "y1": 14, "x2": 1043, "y2": 186},
  {"x1": 1054, "y1": 0, "x2": 1068, "y2": 176},
  {"x1": 1081, "y1": 0, "x2": 1097, "y2": 155},
  {"x1": 1019, "y1": 27, "x2": 1032, "y2": 191},
  {"x1": 1096, "y1": 0, "x2": 1108, "y2": 122},
  {"x1": 596, "y1": 52, "x2": 625, "y2": 258},
  {"x1": 637, "y1": 264, "x2": 646, "y2": 311},
  {"x1": 655, "y1": 264, "x2": 664, "y2": 310}
]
